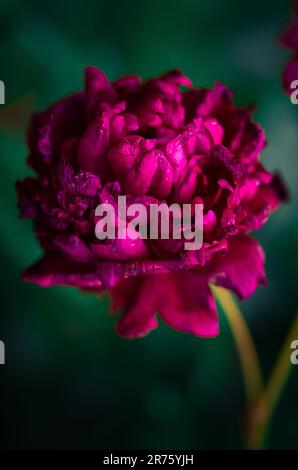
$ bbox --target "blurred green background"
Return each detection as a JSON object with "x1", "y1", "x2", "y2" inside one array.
[{"x1": 0, "y1": 0, "x2": 297, "y2": 450}]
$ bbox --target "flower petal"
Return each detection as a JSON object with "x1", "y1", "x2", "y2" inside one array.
[
  {"x1": 206, "y1": 234, "x2": 267, "y2": 299},
  {"x1": 280, "y1": 5, "x2": 298, "y2": 50},
  {"x1": 112, "y1": 273, "x2": 218, "y2": 338},
  {"x1": 283, "y1": 56, "x2": 298, "y2": 95},
  {"x1": 27, "y1": 93, "x2": 84, "y2": 171},
  {"x1": 111, "y1": 277, "x2": 159, "y2": 338},
  {"x1": 22, "y1": 253, "x2": 102, "y2": 289}
]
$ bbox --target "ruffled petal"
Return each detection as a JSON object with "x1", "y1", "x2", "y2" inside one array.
[
  {"x1": 22, "y1": 253, "x2": 102, "y2": 289},
  {"x1": 111, "y1": 272, "x2": 218, "y2": 338},
  {"x1": 206, "y1": 235, "x2": 267, "y2": 299},
  {"x1": 111, "y1": 277, "x2": 159, "y2": 338},
  {"x1": 237, "y1": 173, "x2": 288, "y2": 231},
  {"x1": 27, "y1": 93, "x2": 84, "y2": 172}
]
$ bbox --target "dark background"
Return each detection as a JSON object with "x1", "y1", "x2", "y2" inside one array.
[{"x1": 0, "y1": 0, "x2": 297, "y2": 449}]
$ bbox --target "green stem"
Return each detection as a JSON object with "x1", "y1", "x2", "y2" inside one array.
[
  {"x1": 250, "y1": 313, "x2": 298, "y2": 449},
  {"x1": 212, "y1": 286, "x2": 264, "y2": 404},
  {"x1": 213, "y1": 285, "x2": 298, "y2": 450}
]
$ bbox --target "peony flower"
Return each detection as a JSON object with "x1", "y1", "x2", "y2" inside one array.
[
  {"x1": 280, "y1": 4, "x2": 298, "y2": 94},
  {"x1": 17, "y1": 67, "x2": 286, "y2": 338}
]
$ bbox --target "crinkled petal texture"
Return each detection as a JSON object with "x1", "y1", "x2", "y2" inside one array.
[{"x1": 17, "y1": 67, "x2": 286, "y2": 338}]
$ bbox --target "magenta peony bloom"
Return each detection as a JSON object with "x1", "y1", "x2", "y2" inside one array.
[
  {"x1": 280, "y1": 4, "x2": 298, "y2": 94},
  {"x1": 17, "y1": 67, "x2": 286, "y2": 338}
]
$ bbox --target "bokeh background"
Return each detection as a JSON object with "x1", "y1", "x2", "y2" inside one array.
[{"x1": 0, "y1": 0, "x2": 297, "y2": 450}]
